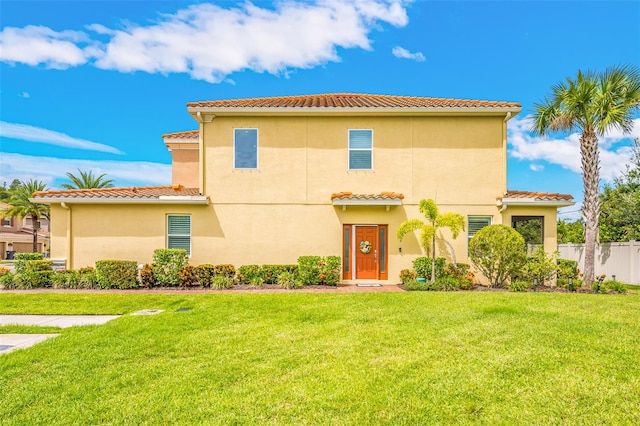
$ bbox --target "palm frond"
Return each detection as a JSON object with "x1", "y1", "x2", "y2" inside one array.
[{"x1": 396, "y1": 219, "x2": 425, "y2": 241}]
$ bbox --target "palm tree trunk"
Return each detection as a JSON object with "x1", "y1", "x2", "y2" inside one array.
[
  {"x1": 581, "y1": 131, "x2": 600, "y2": 288},
  {"x1": 431, "y1": 235, "x2": 436, "y2": 282},
  {"x1": 32, "y1": 215, "x2": 40, "y2": 253}
]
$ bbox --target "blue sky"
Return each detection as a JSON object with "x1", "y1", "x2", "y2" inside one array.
[{"x1": 1, "y1": 0, "x2": 639, "y2": 219}]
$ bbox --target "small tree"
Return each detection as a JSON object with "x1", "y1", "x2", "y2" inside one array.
[
  {"x1": 397, "y1": 199, "x2": 465, "y2": 282},
  {"x1": 469, "y1": 224, "x2": 527, "y2": 287},
  {"x1": 0, "y1": 179, "x2": 50, "y2": 252},
  {"x1": 523, "y1": 246, "x2": 559, "y2": 286}
]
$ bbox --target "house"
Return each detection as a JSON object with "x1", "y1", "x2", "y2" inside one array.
[
  {"x1": 0, "y1": 202, "x2": 50, "y2": 259},
  {"x1": 32, "y1": 93, "x2": 574, "y2": 284}
]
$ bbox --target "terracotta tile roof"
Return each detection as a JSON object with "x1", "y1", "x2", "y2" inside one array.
[
  {"x1": 500, "y1": 191, "x2": 574, "y2": 202},
  {"x1": 331, "y1": 191, "x2": 405, "y2": 200},
  {"x1": 188, "y1": 93, "x2": 521, "y2": 109},
  {"x1": 32, "y1": 185, "x2": 201, "y2": 200},
  {"x1": 162, "y1": 130, "x2": 199, "y2": 140}
]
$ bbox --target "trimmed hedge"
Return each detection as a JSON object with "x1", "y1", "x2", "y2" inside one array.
[
  {"x1": 14, "y1": 252, "x2": 45, "y2": 274},
  {"x1": 95, "y1": 260, "x2": 139, "y2": 289},
  {"x1": 153, "y1": 248, "x2": 188, "y2": 286}
]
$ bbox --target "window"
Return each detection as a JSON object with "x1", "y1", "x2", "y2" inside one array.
[
  {"x1": 348, "y1": 129, "x2": 373, "y2": 170},
  {"x1": 468, "y1": 216, "x2": 492, "y2": 242},
  {"x1": 167, "y1": 215, "x2": 191, "y2": 255},
  {"x1": 234, "y1": 128, "x2": 258, "y2": 169},
  {"x1": 378, "y1": 225, "x2": 388, "y2": 280},
  {"x1": 3, "y1": 217, "x2": 10, "y2": 227},
  {"x1": 512, "y1": 216, "x2": 544, "y2": 252}
]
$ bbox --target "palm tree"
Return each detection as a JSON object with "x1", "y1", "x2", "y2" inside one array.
[
  {"x1": 531, "y1": 65, "x2": 640, "y2": 287},
  {"x1": 61, "y1": 169, "x2": 114, "y2": 189},
  {"x1": 0, "y1": 179, "x2": 50, "y2": 252},
  {"x1": 397, "y1": 198, "x2": 465, "y2": 282}
]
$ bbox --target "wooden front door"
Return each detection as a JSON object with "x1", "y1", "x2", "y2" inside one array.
[{"x1": 355, "y1": 226, "x2": 378, "y2": 279}]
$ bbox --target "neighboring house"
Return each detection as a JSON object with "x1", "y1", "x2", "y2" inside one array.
[
  {"x1": 0, "y1": 202, "x2": 50, "y2": 259},
  {"x1": 33, "y1": 93, "x2": 574, "y2": 284}
]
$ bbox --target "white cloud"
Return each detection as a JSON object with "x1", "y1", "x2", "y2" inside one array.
[
  {"x1": 19, "y1": 92, "x2": 30, "y2": 98},
  {"x1": 0, "y1": 122, "x2": 123, "y2": 154},
  {"x1": 529, "y1": 164, "x2": 544, "y2": 172},
  {"x1": 391, "y1": 45, "x2": 425, "y2": 62},
  {"x1": 508, "y1": 116, "x2": 637, "y2": 182},
  {"x1": 0, "y1": 1, "x2": 410, "y2": 83},
  {"x1": 0, "y1": 153, "x2": 171, "y2": 188},
  {"x1": 0, "y1": 25, "x2": 96, "y2": 69}
]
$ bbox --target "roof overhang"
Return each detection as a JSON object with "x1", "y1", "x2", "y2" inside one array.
[
  {"x1": 30, "y1": 196, "x2": 210, "y2": 205},
  {"x1": 332, "y1": 198, "x2": 403, "y2": 206},
  {"x1": 497, "y1": 198, "x2": 575, "y2": 208},
  {"x1": 188, "y1": 106, "x2": 522, "y2": 120}
]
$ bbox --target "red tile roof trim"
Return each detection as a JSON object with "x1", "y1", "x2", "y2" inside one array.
[
  {"x1": 33, "y1": 185, "x2": 201, "y2": 200},
  {"x1": 162, "y1": 130, "x2": 199, "y2": 139},
  {"x1": 500, "y1": 191, "x2": 574, "y2": 202},
  {"x1": 188, "y1": 93, "x2": 521, "y2": 109},
  {"x1": 331, "y1": 192, "x2": 405, "y2": 200}
]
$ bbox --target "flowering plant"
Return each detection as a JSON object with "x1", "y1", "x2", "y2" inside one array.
[{"x1": 359, "y1": 240, "x2": 372, "y2": 254}]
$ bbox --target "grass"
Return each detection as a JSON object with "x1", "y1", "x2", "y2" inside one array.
[{"x1": 1, "y1": 292, "x2": 639, "y2": 425}]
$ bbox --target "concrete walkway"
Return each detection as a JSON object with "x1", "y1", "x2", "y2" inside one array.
[{"x1": 0, "y1": 314, "x2": 120, "y2": 355}]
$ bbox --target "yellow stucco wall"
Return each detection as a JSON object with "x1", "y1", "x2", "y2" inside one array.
[
  {"x1": 46, "y1": 112, "x2": 562, "y2": 283},
  {"x1": 171, "y1": 148, "x2": 199, "y2": 188}
]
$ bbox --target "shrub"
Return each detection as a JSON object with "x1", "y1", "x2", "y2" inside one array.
[
  {"x1": 196, "y1": 264, "x2": 216, "y2": 287},
  {"x1": 508, "y1": 280, "x2": 532, "y2": 292},
  {"x1": 522, "y1": 246, "x2": 558, "y2": 286},
  {"x1": 404, "y1": 278, "x2": 432, "y2": 291},
  {"x1": 178, "y1": 265, "x2": 199, "y2": 287},
  {"x1": 399, "y1": 269, "x2": 416, "y2": 285},
  {"x1": 261, "y1": 265, "x2": 287, "y2": 284},
  {"x1": 469, "y1": 224, "x2": 527, "y2": 287},
  {"x1": 152, "y1": 248, "x2": 188, "y2": 286},
  {"x1": 14, "y1": 271, "x2": 54, "y2": 289},
  {"x1": 277, "y1": 271, "x2": 303, "y2": 289},
  {"x1": 413, "y1": 257, "x2": 446, "y2": 280},
  {"x1": 52, "y1": 270, "x2": 80, "y2": 289},
  {"x1": 0, "y1": 267, "x2": 11, "y2": 277},
  {"x1": 557, "y1": 258, "x2": 579, "y2": 280},
  {"x1": 433, "y1": 275, "x2": 461, "y2": 291},
  {"x1": 250, "y1": 276, "x2": 264, "y2": 288},
  {"x1": 140, "y1": 264, "x2": 157, "y2": 288},
  {"x1": 95, "y1": 260, "x2": 139, "y2": 289},
  {"x1": 444, "y1": 263, "x2": 474, "y2": 290},
  {"x1": 297, "y1": 256, "x2": 322, "y2": 285},
  {"x1": 319, "y1": 256, "x2": 341, "y2": 286},
  {"x1": 214, "y1": 264, "x2": 236, "y2": 279},
  {"x1": 237, "y1": 264, "x2": 262, "y2": 284},
  {"x1": 211, "y1": 275, "x2": 234, "y2": 290},
  {"x1": 600, "y1": 279, "x2": 627, "y2": 294},
  {"x1": 0, "y1": 272, "x2": 16, "y2": 289},
  {"x1": 14, "y1": 252, "x2": 44, "y2": 274},
  {"x1": 24, "y1": 259, "x2": 53, "y2": 273},
  {"x1": 78, "y1": 269, "x2": 97, "y2": 289}
]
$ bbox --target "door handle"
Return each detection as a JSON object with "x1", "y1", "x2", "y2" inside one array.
[{"x1": 374, "y1": 249, "x2": 377, "y2": 261}]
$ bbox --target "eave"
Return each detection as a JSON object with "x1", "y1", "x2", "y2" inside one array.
[{"x1": 30, "y1": 196, "x2": 210, "y2": 205}]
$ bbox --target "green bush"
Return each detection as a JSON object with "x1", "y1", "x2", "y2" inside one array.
[
  {"x1": 14, "y1": 271, "x2": 54, "y2": 289},
  {"x1": 152, "y1": 248, "x2": 188, "y2": 286},
  {"x1": 469, "y1": 224, "x2": 527, "y2": 287},
  {"x1": 508, "y1": 280, "x2": 532, "y2": 292},
  {"x1": 444, "y1": 263, "x2": 475, "y2": 290},
  {"x1": 557, "y1": 258, "x2": 579, "y2": 280},
  {"x1": 140, "y1": 264, "x2": 157, "y2": 288},
  {"x1": 599, "y1": 279, "x2": 627, "y2": 294},
  {"x1": 399, "y1": 269, "x2": 416, "y2": 285},
  {"x1": 178, "y1": 265, "x2": 199, "y2": 287},
  {"x1": 413, "y1": 257, "x2": 446, "y2": 280},
  {"x1": 0, "y1": 272, "x2": 16, "y2": 289},
  {"x1": 237, "y1": 264, "x2": 262, "y2": 284},
  {"x1": 52, "y1": 270, "x2": 80, "y2": 289},
  {"x1": 319, "y1": 256, "x2": 341, "y2": 286},
  {"x1": 250, "y1": 276, "x2": 264, "y2": 288},
  {"x1": 211, "y1": 275, "x2": 234, "y2": 290},
  {"x1": 522, "y1": 246, "x2": 558, "y2": 286},
  {"x1": 214, "y1": 264, "x2": 236, "y2": 279},
  {"x1": 95, "y1": 260, "x2": 139, "y2": 289},
  {"x1": 14, "y1": 252, "x2": 44, "y2": 274},
  {"x1": 432, "y1": 275, "x2": 461, "y2": 291},
  {"x1": 297, "y1": 256, "x2": 322, "y2": 285},
  {"x1": 24, "y1": 259, "x2": 53, "y2": 273},
  {"x1": 78, "y1": 269, "x2": 97, "y2": 289},
  {"x1": 404, "y1": 279, "x2": 432, "y2": 291},
  {"x1": 196, "y1": 264, "x2": 216, "y2": 287},
  {"x1": 277, "y1": 271, "x2": 303, "y2": 289}
]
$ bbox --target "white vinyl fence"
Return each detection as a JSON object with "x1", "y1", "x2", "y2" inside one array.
[{"x1": 557, "y1": 241, "x2": 640, "y2": 285}]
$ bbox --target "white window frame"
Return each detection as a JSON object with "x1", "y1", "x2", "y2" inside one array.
[
  {"x1": 167, "y1": 214, "x2": 192, "y2": 256},
  {"x1": 2, "y1": 217, "x2": 10, "y2": 227},
  {"x1": 468, "y1": 216, "x2": 492, "y2": 243},
  {"x1": 348, "y1": 129, "x2": 373, "y2": 170},
  {"x1": 234, "y1": 128, "x2": 259, "y2": 169}
]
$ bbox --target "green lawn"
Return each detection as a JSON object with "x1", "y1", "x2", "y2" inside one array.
[{"x1": 1, "y1": 292, "x2": 639, "y2": 425}]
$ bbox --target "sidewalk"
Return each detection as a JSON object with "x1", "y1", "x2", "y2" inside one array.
[{"x1": 0, "y1": 314, "x2": 120, "y2": 355}]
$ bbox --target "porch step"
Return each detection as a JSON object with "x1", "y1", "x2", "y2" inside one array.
[{"x1": 356, "y1": 283, "x2": 382, "y2": 287}]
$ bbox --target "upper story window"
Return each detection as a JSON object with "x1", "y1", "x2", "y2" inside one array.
[
  {"x1": 3, "y1": 217, "x2": 10, "y2": 227},
  {"x1": 234, "y1": 128, "x2": 258, "y2": 169},
  {"x1": 348, "y1": 129, "x2": 373, "y2": 170}
]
